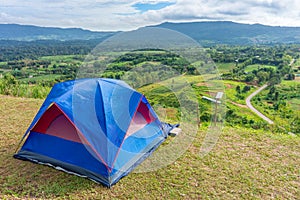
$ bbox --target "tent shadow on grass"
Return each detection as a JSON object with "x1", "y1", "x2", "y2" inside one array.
[{"x1": 1, "y1": 144, "x2": 101, "y2": 198}]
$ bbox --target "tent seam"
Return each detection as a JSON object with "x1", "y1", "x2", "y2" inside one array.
[{"x1": 109, "y1": 95, "x2": 143, "y2": 172}]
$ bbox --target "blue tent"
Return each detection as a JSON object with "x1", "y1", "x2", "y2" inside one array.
[{"x1": 14, "y1": 78, "x2": 173, "y2": 187}]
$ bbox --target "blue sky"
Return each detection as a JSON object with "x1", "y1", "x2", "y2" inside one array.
[
  {"x1": 133, "y1": 2, "x2": 175, "y2": 13},
  {"x1": 0, "y1": 0, "x2": 300, "y2": 31}
]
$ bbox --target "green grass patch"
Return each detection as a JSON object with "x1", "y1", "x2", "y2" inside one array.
[
  {"x1": 216, "y1": 62, "x2": 236, "y2": 73},
  {"x1": 222, "y1": 80, "x2": 256, "y2": 105},
  {"x1": 0, "y1": 62, "x2": 7, "y2": 67},
  {"x1": 244, "y1": 64, "x2": 276, "y2": 73},
  {"x1": 280, "y1": 80, "x2": 300, "y2": 87},
  {"x1": 288, "y1": 98, "x2": 300, "y2": 110},
  {"x1": 20, "y1": 74, "x2": 62, "y2": 82},
  {"x1": 40, "y1": 55, "x2": 83, "y2": 62}
]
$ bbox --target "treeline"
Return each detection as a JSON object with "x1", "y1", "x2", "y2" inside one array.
[
  {"x1": 0, "y1": 39, "x2": 101, "y2": 61},
  {"x1": 208, "y1": 45, "x2": 298, "y2": 64}
]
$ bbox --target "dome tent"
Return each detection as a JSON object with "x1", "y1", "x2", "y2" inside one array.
[{"x1": 14, "y1": 78, "x2": 175, "y2": 187}]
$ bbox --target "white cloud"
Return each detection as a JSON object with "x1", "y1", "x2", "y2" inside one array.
[{"x1": 0, "y1": 0, "x2": 300, "y2": 30}]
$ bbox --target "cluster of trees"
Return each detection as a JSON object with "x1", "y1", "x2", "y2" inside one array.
[
  {"x1": 0, "y1": 73, "x2": 50, "y2": 98},
  {"x1": 218, "y1": 45, "x2": 296, "y2": 84},
  {"x1": 0, "y1": 55, "x2": 82, "y2": 85},
  {"x1": 225, "y1": 107, "x2": 268, "y2": 129},
  {"x1": 209, "y1": 45, "x2": 291, "y2": 64},
  {"x1": 235, "y1": 85, "x2": 252, "y2": 100},
  {"x1": 2, "y1": 60, "x2": 51, "y2": 70},
  {"x1": 99, "y1": 50, "x2": 197, "y2": 82}
]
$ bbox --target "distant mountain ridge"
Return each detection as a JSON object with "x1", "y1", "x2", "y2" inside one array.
[
  {"x1": 152, "y1": 21, "x2": 300, "y2": 45},
  {"x1": 1, "y1": 21, "x2": 300, "y2": 45},
  {"x1": 0, "y1": 24, "x2": 115, "y2": 41}
]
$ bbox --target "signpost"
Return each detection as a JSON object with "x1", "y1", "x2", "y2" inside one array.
[{"x1": 202, "y1": 92, "x2": 224, "y2": 126}]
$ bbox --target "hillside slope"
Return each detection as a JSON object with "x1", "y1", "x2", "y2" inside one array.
[
  {"x1": 153, "y1": 21, "x2": 300, "y2": 45},
  {"x1": 0, "y1": 24, "x2": 114, "y2": 41},
  {"x1": 0, "y1": 95, "x2": 299, "y2": 199}
]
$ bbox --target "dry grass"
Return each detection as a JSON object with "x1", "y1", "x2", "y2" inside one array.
[{"x1": 0, "y1": 95, "x2": 299, "y2": 199}]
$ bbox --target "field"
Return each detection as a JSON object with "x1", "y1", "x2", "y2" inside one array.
[
  {"x1": 244, "y1": 64, "x2": 277, "y2": 73},
  {"x1": 215, "y1": 62, "x2": 236, "y2": 73},
  {"x1": 1, "y1": 95, "x2": 299, "y2": 199},
  {"x1": 288, "y1": 98, "x2": 300, "y2": 110}
]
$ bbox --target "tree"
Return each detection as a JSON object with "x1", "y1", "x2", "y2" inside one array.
[
  {"x1": 3, "y1": 73, "x2": 17, "y2": 85},
  {"x1": 274, "y1": 91, "x2": 279, "y2": 101},
  {"x1": 285, "y1": 73, "x2": 295, "y2": 80},
  {"x1": 269, "y1": 74, "x2": 281, "y2": 86},
  {"x1": 257, "y1": 71, "x2": 269, "y2": 83},
  {"x1": 245, "y1": 73, "x2": 255, "y2": 82},
  {"x1": 242, "y1": 85, "x2": 251, "y2": 93},
  {"x1": 236, "y1": 85, "x2": 241, "y2": 94}
]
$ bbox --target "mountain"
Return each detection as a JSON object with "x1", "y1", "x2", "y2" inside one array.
[
  {"x1": 152, "y1": 21, "x2": 300, "y2": 45},
  {"x1": 2, "y1": 22, "x2": 300, "y2": 45},
  {"x1": 0, "y1": 24, "x2": 115, "y2": 41}
]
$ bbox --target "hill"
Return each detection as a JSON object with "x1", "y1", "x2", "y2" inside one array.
[
  {"x1": 153, "y1": 21, "x2": 300, "y2": 45},
  {"x1": 1, "y1": 95, "x2": 299, "y2": 199},
  {"x1": 0, "y1": 24, "x2": 115, "y2": 41},
  {"x1": 2, "y1": 21, "x2": 300, "y2": 45}
]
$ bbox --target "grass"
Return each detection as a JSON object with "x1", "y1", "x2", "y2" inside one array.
[
  {"x1": 39, "y1": 55, "x2": 83, "y2": 62},
  {"x1": 244, "y1": 64, "x2": 276, "y2": 73},
  {"x1": 20, "y1": 74, "x2": 62, "y2": 82},
  {"x1": 0, "y1": 62, "x2": 7, "y2": 67},
  {"x1": 292, "y1": 58, "x2": 300, "y2": 67},
  {"x1": 1, "y1": 94, "x2": 299, "y2": 199},
  {"x1": 280, "y1": 80, "x2": 300, "y2": 87},
  {"x1": 221, "y1": 80, "x2": 256, "y2": 105},
  {"x1": 288, "y1": 98, "x2": 300, "y2": 110},
  {"x1": 216, "y1": 62, "x2": 236, "y2": 73}
]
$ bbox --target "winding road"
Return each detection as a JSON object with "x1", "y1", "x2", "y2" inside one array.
[
  {"x1": 245, "y1": 84, "x2": 274, "y2": 124},
  {"x1": 244, "y1": 59, "x2": 295, "y2": 125}
]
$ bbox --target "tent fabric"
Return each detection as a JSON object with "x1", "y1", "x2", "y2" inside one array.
[{"x1": 14, "y1": 78, "x2": 172, "y2": 187}]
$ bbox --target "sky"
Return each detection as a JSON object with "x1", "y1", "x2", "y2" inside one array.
[{"x1": 1, "y1": 0, "x2": 300, "y2": 31}]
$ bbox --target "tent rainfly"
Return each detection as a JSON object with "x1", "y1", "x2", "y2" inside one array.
[{"x1": 14, "y1": 78, "x2": 175, "y2": 187}]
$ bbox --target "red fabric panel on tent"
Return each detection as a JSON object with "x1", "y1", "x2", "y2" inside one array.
[
  {"x1": 136, "y1": 102, "x2": 155, "y2": 123},
  {"x1": 125, "y1": 102, "x2": 156, "y2": 138},
  {"x1": 31, "y1": 104, "x2": 61, "y2": 133},
  {"x1": 31, "y1": 104, "x2": 86, "y2": 144}
]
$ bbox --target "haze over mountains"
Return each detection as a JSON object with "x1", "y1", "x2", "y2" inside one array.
[{"x1": 1, "y1": 21, "x2": 300, "y2": 45}]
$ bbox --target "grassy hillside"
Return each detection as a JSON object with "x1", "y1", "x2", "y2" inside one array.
[{"x1": 0, "y1": 95, "x2": 299, "y2": 199}]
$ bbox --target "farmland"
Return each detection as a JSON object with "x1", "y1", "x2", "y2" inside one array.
[{"x1": 2, "y1": 42, "x2": 299, "y2": 130}]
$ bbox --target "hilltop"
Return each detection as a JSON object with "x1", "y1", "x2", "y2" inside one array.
[{"x1": 0, "y1": 95, "x2": 299, "y2": 199}]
